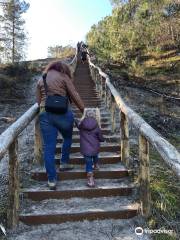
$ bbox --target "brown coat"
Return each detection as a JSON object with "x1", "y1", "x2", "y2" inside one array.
[{"x1": 36, "y1": 69, "x2": 84, "y2": 112}]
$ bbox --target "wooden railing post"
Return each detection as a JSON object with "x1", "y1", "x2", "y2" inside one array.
[
  {"x1": 106, "y1": 87, "x2": 111, "y2": 109},
  {"x1": 95, "y1": 69, "x2": 98, "y2": 85},
  {"x1": 90, "y1": 67, "x2": 93, "y2": 81},
  {"x1": 96, "y1": 74, "x2": 101, "y2": 97},
  {"x1": 104, "y1": 84, "x2": 107, "y2": 106},
  {"x1": 7, "y1": 139, "x2": 19, "y2": 228},
  {"x1": 120, "y1": 111, "x2": 130, "y2": 167},
  {"x1": 34, "y1": 116, "x2": 43, "y2": 165},
  {"x1": 139, "y1": 134, "x2": 150, "y2": 217},
  {"x1": 101, "y1": 77, "x2": 105, "y2": 100},
  {"x1": 93, "y1": 68, "x2": 96, "y2": 83},
  {"x1": 99, "y1": 76, "x2": 104, "y2": 99},
  {"x1": 111, "y1": 96, "x2": 116, "y2": 132},
  {"x1": 89, "y1": 66, "x2": 93, "y2": 80}
]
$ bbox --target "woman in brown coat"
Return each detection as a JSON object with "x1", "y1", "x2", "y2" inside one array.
[{"x1": 36, "y1": 61, "x2": 84, "y2": 190}]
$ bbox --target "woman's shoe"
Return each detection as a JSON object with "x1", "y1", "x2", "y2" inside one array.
[
  {"x1": 87, "y1": 173, "x2": 95, "y2": 187},
  {"x1": 47, "y1": 180, "x2": 56, "y2": 190}
]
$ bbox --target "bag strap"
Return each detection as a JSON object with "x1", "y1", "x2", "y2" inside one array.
[
  {"x1": 42, "y1": 72, "x2": 72, "y2": 103},
  {"x1": 42, "y1": 73, "x2": 48, "y2": 96}
]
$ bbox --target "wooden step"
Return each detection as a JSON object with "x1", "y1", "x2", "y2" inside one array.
[
  {"x1": 78, "y1": 97, "x2": 100, "y2": 100},
  {"x1": 73, "y1": 110, "x2": 109, "y2": 114},
  {"x1": 19, "y1": 196, "x2": 139, "y2": 225},
  {"x1": 72, "y1": 104, "x2": 102, "y2": 107},
  {"x1": 73, "y1": 128, "x2": 112, "y2": 135},
  {"x1": 57, "y1": 135, "x2": 119, "y2": 144},
  {"x1": 72, "y1": 105, "x2": 106, "y2": 110},
  {"x1": 31, "y1": 168, "x2": 129, "y2": 181},
  {"x1": 19, "y1": 208, "x2": 138, "y2": 225},
  {"x1": 56, "y1": 144, "x2": 120, "y2": 153},
  {"x1": 79, "y1": 96, "x2": 99, "y2": 99},
  {"x1": 55, "y1": 155, "x2": 120, "y2": 164},
  {"x1": 23, "y1": 186, "x2": 133, "y2": 201},
  {"x1": 75, "y1": 91, "x2": 97, "y2": 94},
  {"x1": 74, "y1": 112, "x2": 110, "y2": 117},
  {"x1": 78, "y1": 95, "x2": 98, "y2": 97},
  {"x1": 21, "y1": 207, "x2": 138, "y2": 225},
  {"x1": 72, "y1": 107, "x2": 107, "y2": 111},
  {"x1": 74, "y1": 85, "x2": 96, "y2": 87},
  {"x1": 71, "y1": 117, "x2": 117, "y2": 124},
  {"x1": 78, "y1": 93, "x2": 98, "y2": 95},
  {"x1": 75, "y1": 100, "x2": 101, "y2": 103},
  {"x1": 74, "y1": 114, "x2": 110, "y2": 119},
  {"x1": 75, "y1": 90, "x2": 97, "y2": 93}
]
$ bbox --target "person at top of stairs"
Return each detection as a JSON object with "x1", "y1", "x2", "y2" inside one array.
[
  {"x1": 36, "y1": 60, "x2": 85, "y2": 190},
  {"x1": 80, "y1": 45, "x2": 89, "y2": 64},
  {"x1": 75, "y1": 108, "x2": 104, "y2": 187}
]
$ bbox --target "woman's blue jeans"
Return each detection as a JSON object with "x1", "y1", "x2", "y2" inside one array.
[
  {"x1": 39, "y1": 110, "x2": 74, "y2": 181},
  {"x1": 84, "y1": 155, "x2": 98, "y2": 173}
]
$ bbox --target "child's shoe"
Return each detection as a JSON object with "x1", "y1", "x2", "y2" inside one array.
[
  {"x1": 87, "y1": 172, "x2": 95, "y2": 187},
  {"x1": 93, "y1": 163, "x2": 100, "y2": 171}
]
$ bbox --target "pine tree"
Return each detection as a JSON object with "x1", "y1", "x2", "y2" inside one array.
[{"x1": 1, "y1": 0, "x2": 29, "y2": 63}]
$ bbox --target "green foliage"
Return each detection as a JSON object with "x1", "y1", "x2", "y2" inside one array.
[
  {"x1": 149, "y1": 151, "x2": 180, "y2": 239},
  {"x1": 86, "y1": 0, "x2": 180, "y2": 77},
  {"x1": 47, "y1": 45, "x2": 76, "y2": 58},
  {"x1": 129, "y1": 58, "x2": 144, "y2": 77}
]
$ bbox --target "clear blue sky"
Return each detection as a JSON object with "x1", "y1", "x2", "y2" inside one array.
[{"x1": 23, "y1": 0, "x2": 112, "y2": 60}]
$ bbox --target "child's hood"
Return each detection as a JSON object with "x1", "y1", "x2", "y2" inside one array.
[{"x1": 80, "y1": 117, "x2": 98, "y2": 131}]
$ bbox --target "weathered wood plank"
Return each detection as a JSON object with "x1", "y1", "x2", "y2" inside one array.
[
  {"x1": 121, "y1": 112, "x2": 130, "y2": 167},
  {"x1": 139, "y1": 134, "x2": 150, "y2": 217},
  {"x1": 111, "y1": 96, "x2": 116, "y2": 132},
  {"x1": 7, "y1": 139, "x2": 19, "y2": 228},
  {"x1": 34, "y1": 116, "x2": 43, "y2": 165}
]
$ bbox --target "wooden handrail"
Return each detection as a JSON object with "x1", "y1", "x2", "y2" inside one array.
[
  {"x1": 106, "y1": 77, "x2": 180, "y2": 176},
  {"x1": 0, "y1": 104, "x2": 39, "y2": 160},
  {"x1": 0, "y1": 50, "x2": 78, "y2": 228},
  {"x1": 88, "y1": 60, "x2": 180, "y2": 178},
  {"x1": 88, "y1": 57, "x2": 180, "y2": 217}
]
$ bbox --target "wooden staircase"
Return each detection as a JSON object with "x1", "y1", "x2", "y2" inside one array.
[{"x1": 19, "y1": 60, "x2": 139, "y2": 225}]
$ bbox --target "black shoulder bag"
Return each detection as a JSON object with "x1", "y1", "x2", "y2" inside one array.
[{"x1": 43, "y1": 73, "x2": 70, "y2": 114}]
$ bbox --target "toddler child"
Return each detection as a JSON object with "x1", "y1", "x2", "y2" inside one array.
[{"x1": 75, "y1": 108, "x2": 104, "y2": 187}]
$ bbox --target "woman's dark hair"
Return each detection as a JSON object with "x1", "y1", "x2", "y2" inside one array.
[{"x1": 44, "y1": 61, "x2": 72, "y2": 79}]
